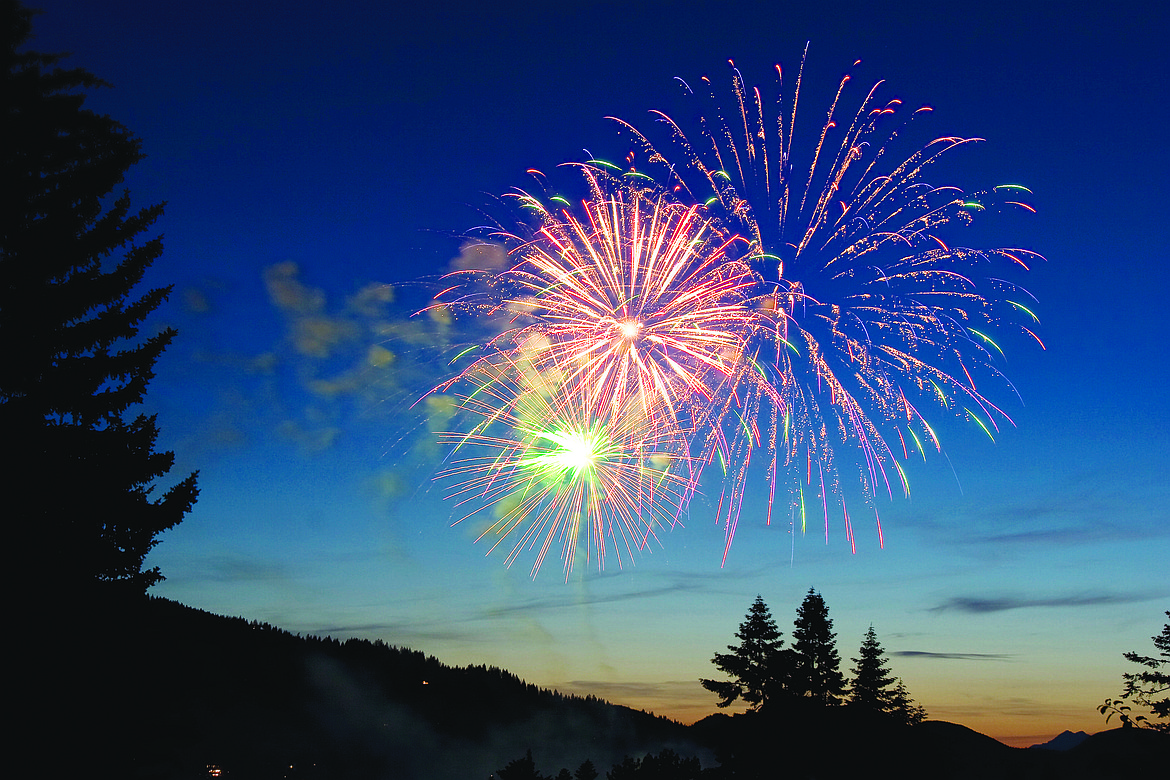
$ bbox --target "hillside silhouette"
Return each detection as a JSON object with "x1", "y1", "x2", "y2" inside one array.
[
  {"x1": 39, "y1": 595, "x2": 1164, "y2": 779},
  {"x1": 63, "y1": 595, "x2": 702, "y2": 779}
]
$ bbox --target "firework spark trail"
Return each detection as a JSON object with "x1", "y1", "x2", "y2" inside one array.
[{"x1": 607, "y1": 53, "x2": 1043, "y2": 552}]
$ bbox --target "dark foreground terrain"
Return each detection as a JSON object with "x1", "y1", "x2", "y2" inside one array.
[{"x1": 22, "y1": 596, "x2": 1166, "y2": 779}]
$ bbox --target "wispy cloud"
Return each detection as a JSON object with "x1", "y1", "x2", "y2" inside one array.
[
  {"x1": 929, "y1": 593, "x2": 1155, "y2": 614},
  {"x1": 482, "y1": 569, "x2": 759, "y2": 617},
  {"x1": 972, "y1": 519, "x2": 1169, "y2": 547},
  {"x1": 563, "y1": 679, "x2": 704, "y2": 703},
  {"x1": 302, "y1": 621, "x2": 493, "y2": 645},
  {"x1": 928, "y1": 696, "x2": 1087, "y2": 722},
  {"x1": 298, "y1": 569, "x2": 753, "y2": 644},
  {"x1": 917, "y1": 470, "x2": 1170, "y2": 551},
  {"x1": 484, "y1": 581, "x2": 704, "y2": 617},
  {"x1": 559, "y1": 679, "x2": 727, "y2": 724},
  {"x1": 446, "y1": 239, "x2": 510, "y2": 272},
  {"x1": 892, "y1": 650, "x2": 1012, "y2": 661},
  {"x1": 168, "y1": 554, "x2": 289, "y2": 584}
]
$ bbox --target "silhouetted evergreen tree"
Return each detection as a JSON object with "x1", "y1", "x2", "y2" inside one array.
[
  {"x1": 848, "y1": 625, "x2": 926, "y2": 725},
  {"x1": 849, "y1": 625, "x2": 896, "y2": 710},
  {"x1": 633, "y1": 748, "x2": 702, "y2": 779},
  {"x1": 887, "y1": 678, "x2": 927, "y2": 726},
  {"x1": 606, "y1": 755, "x2": 640, "y2": 780},
  {"x1": 700, "y1": 595, "x2": 787, "y2": 711},
  {"x1": 1, "y1": 0, "x2": 198, "y2": 595},
  {"x1": 1101, "y1": 611, "x2": 1169, "y2": 732},
  {"x1": 498, "y1": 749, "x2": 547, "y2": 780},
  {"x1": 790, "y1": 588, "x2": 846, "y2": 705},
  {"x1": 574, "y1": 758, "x2": 600, "y2": 780}
]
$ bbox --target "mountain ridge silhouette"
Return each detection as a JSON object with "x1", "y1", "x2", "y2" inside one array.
[{"x1": 39, "y1": 594, "x2": 1166, "y2": 779}]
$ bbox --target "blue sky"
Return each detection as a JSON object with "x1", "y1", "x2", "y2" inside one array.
[{"x1": 31, "y1": 0, "x2": 1168, "y2": 745}]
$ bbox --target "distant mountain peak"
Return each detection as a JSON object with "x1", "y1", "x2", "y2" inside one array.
[{"x1": 1029, "y1": 730, "x2": 1090, "y2": 750}]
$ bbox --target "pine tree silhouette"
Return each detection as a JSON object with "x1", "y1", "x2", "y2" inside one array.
[
  {"x1": 700, "y1": 595, "x2": 787, "y2": 710},
  {"x1": 790, "y1": 588, "x2": 846, "y2": 705},
  {"x1": 2, "y1": 0, "x2": 198, "y2": 596},
  {"x1": 848, "y1": 625, "x2": 925, "y2": 724}
]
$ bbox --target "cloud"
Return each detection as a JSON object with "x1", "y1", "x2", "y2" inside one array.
[
  {"x1": 296, "y1": 570, "x2": 744, "y2": 646},
  {"x1": 347, "y1": 282, "x2": 395, "y2": 317},
  {"x1": 558, "y1": 679, "x2": 735, "y2": 726},
  {"x1": 276, "y1": 418, "x2": 341, "y2": 451},
  {"x1": 918, "y1": 470, "x2": 1170, "y2": 553},
  {"x1": 263, "y1": 262, "x2": 390, "y2": 366},
  {"x1": 562, "y1": 679, "x2": 704, "y2": 703},
  {"x1": 972, "y1": 520, "x2": 1168, "y2": 548},
  {"x1": 892, "y1": 651, "x2": 1012, "y2": 661},
  {"x1": 234, "y1": 262, "x2": 445, "y2": 457},
  {"x1": 483, "y1": 584, "x2": 698, "y2": 617},
  {"x1": 167, "y1": 554, "x2": 289, "y2": 584},
  {"x1": 303, "y1": 621, "x2": 489, "y2": 645},
  {"x1": 183, "y1": 286, "x2": 211, "y2": 313},
  {"x1": 447, "y1": 239, "x2": 510, "y2": 272},
  {"x1": 927, "y1": 696, "x2": 1087, "y2": 722},
  {"x1": 481, "y1": 570, "x2": 748, "y2": 617},
  {"x1": 928, "y1": 593, "x2": 1155, "y2": 614},
  {"x1": 264, "y1": 261, "x2": 326, "y2": 316}
]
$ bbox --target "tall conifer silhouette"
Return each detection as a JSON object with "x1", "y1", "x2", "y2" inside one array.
[
  {"x1": 701, "y1": 595, "x2": 787, "y2": 710},
  {"x1": 2, "y1": 0, "x2": 198, "y2": 594},
  {"x1": 790, "y1": 588, "x2": 846, "y2": 704}
]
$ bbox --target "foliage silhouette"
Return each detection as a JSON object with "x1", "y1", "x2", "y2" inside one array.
[
  {"x1": 849, "y1": 625, "x2": 896, "y2": 709},
  {"x1": 606, "y1": 754, "x2": 641, "y2": 779},
  {"x1": 1101, "y1": 611, "x2": 1169, "y2": 732},
  {"x1": 887, "y1": 678, "x2": 928, "y2": 726},
  {"x1": 625, "y1": 748, "x2": 702, "y2": 779},
  {"x1": 1, "y1": 0, "x2": 197, "y2": 594},
  {"x1": 1098, "y1": 697, "x2": 1147, "y2": 729},
  {"x1": 495, "y1": 748, "x2": 701, "y2": 780}
]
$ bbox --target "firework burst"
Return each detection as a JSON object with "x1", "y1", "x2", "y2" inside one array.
[
  {"x1": 609, "y1": 52, "x2": 1044, "y2": 551},
  {"x1": 426, "y1": 171, "x2": 788, "y2": 572},
  {"x1": 434, "y1": 352, "x2": 700, "y2": 578},
  {"x1": 422, "y1": 53, "x2": 1041, "y2": 572},
  {"x1": 432, "y1": 171, "x2": 762, "y2": 428}
]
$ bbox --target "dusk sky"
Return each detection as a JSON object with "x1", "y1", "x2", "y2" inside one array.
[{"x1": 33, "y1": 0, "x2": 1168, "y2": 746}]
